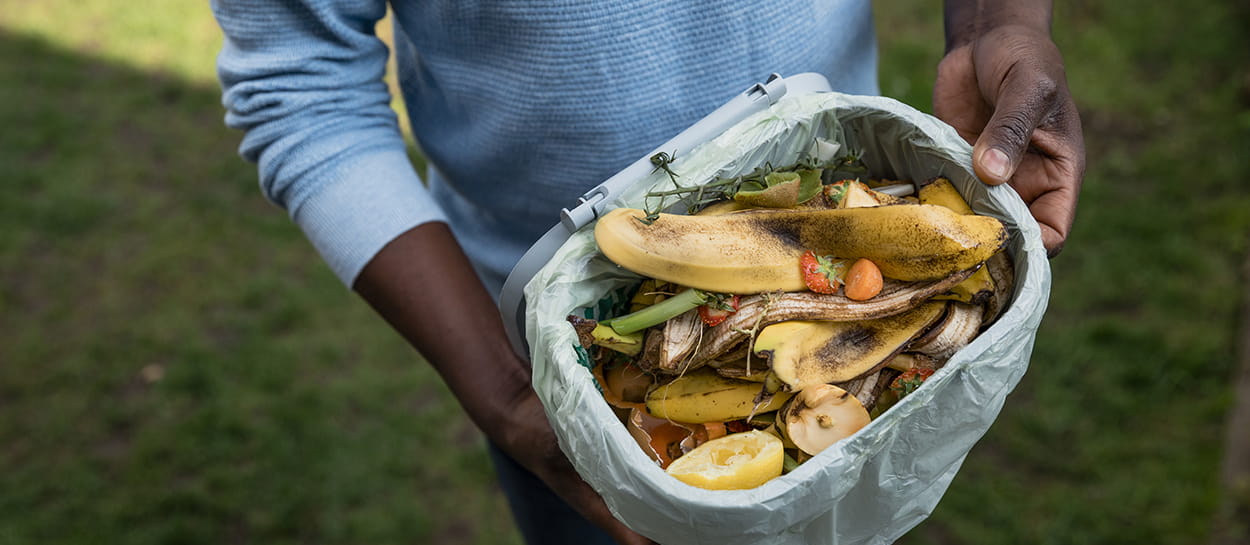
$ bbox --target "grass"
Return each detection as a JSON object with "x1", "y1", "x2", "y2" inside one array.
[
  {"x1": 1, "y1": 1, "x2": 1249, "y2": 544},
  {"x1": 881, "y1": 2, "x2": 1250, "y2": 544},
  {"x1": 0, "y1": 3, "x2": 514, "y2": 544}
]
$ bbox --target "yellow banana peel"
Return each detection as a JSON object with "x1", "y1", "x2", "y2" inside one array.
[{"x1": 594, "y1": 204, "x2": 1006, "y2": 294}]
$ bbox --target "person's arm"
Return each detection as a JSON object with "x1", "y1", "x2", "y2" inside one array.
[
  {"x1": 353, "y1": 223, "x2": 653, "y2": 545},
  {"x1": 213, "y1": 1, "x2": 651, "y2": 542},
  {"x1": 212, "y1": 0, "x2": 444, "y2": 284},
  {"x1": 935, "y1": 0, "x2": 1086, "y2": 256}
]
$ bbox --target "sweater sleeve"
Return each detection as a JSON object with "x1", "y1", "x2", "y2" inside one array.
[{"x1": 212, "y1": 0, "x2": 447, "y2": 286}]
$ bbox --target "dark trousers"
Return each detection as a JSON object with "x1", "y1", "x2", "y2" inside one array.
[{"x1": 487, "y1": 443, "x2": 620, "y2": 545}]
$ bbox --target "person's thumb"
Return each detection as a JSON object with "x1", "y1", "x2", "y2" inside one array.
[{"x1": 971, "y1": 70, "x2": 1055, "y2": 186}]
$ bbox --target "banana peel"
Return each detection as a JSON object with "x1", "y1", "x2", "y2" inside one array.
[
  {"x1": 752, "y1": 301, "x2": 947, "y2": 390},
  {"x1": 710, "y1": 357, "x2": 772, "y2": 382},
  {"x1": 696, "y1": 200, "x2": 749, "y2": 216},
  {"x1": 932, "y1": 267, "x2": 995, "y2": 306},
  {"x1": 917, "y1": 177, "x2": 974, "y2": 214},
  {"x1": 567, "y1": 315, "x2": 645, "y2": 356},
  {"x1": 628, "y1": 278, "x2": 665, "y2": 312},
  {"x1": 679, "y1": 268, "x2": 976, "y2": 369},
  {"x1": 982, "y1": 250, "x2": 1016, "y2": 325},
  {"x1": 645, "y1": 367, "x2": 793, "y2": 424},
  {"x1": 908, "y1": 301, "x2": 983, "y2": 361},
  {"x1": 884, "y1": 352, "x2": 938, "y2": 373},
  {"x1": 594, "y1": 204, "x2": 1007, "y2": 293},
  {"x1": 592, "y1": 323, "x2": 645, "y2": 356},
  {"x1": 919, "y1": 177, "x2": 998, "y2": 306}
]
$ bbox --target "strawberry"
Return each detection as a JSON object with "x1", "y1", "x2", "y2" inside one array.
[
  {"x1": 697, "y1": 294, "x2": 740, "y2": 327},
  {"x1": 800, "y1": 250, "x2": 848, "y2": 294},
  {"x1": 890, "y1": 368, "x2": 935, "y2": 399},
  {"x1": 822, "y1": 179, "x2": 852, "y2": 205}
]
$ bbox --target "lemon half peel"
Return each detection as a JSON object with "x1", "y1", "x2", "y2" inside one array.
[{"x1": 664, "y1": 430, "x2": 784, "y2": 490}]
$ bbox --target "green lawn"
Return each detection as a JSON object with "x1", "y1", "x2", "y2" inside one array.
[{"x1": 1, "y1": 1, "x2": 1248, "y2": 544}]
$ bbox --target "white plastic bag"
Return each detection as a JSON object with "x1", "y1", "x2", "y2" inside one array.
[{"x1": 524, "y1": 92, "x2": 1051, "y2": 545}]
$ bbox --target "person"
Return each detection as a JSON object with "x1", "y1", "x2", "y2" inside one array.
[{"x1": 211, "y1": 1, "x2": 1084, "y2": 543}]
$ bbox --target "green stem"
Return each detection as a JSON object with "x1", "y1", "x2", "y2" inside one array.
[
  {"x1": 644, "y1": 180, "x2": 736, "y2": 198},
  {"x1": 601, "y1": 288, "x2": 709, "y2": 335}
]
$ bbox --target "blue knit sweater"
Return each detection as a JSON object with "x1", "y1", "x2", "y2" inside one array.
[{"x1": 212, "y1": 0, "x2": 877, "y2": 295}]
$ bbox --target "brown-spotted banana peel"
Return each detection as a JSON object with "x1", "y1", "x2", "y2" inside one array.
[
  {"x1": 593, "y1": 204, "x2": 1007, "y2": 294},
  {"x1": 680, "y1": 269, "x2": 974, "y2": 370},
  {"x1": 644, "y1": 367, "x2": 792, "y2": 424},
  {"x1": 919, "y1": 177, "x2": 998, "y2": 307},
  {"x1": 753, "y1": 301, "x2": 948, "y2": 391},
  {"x1": 908, "y1": 302, "x2": 984, "y2": 361}
]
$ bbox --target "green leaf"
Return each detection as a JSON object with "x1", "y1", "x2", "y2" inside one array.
[
  {"x1": 763, "y1": 171, "x2": 800, "y2": 187},
  {"x1": 782, "y1": 453, "x2": 800, "y2": 474},
  {"x1": 733, "y1": 179, "x2": 801, "y2": 208},
  {"x1": 796, "y1": 169, "x2": 824, "y2": 204},
  {"x1": 815, "y1": 254, "x2": 848, "y2": 281}
]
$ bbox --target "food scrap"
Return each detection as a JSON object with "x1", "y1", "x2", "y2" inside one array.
[{"x1": 570, "y1": 163, "x2": 1015, "y2": 491}]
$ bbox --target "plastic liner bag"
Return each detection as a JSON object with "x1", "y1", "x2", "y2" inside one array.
[{"x1": 522, "y1": 92, "x2": 1052, "y2": 545}]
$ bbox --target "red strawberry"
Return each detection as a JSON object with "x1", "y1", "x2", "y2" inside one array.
[
  {"x1": 890, "y1": 368, "x2": 935, "y2": 398},
  {"x1": 800, "y1": 250, "x2": 847, "y2": 294},
  {"x1": 697, "y1": 294, "x2": 740, "y2": 327}
]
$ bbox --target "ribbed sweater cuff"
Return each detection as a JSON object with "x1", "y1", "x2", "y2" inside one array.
[{"x1": 290, "y1": 147, "x2": 447, "y2": 287}]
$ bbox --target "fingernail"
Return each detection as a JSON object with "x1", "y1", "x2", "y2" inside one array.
[{"x1": 982, "y1": 148, "x2": 1010, "y2": 180}]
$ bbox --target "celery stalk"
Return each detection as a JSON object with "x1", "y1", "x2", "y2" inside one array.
[{"x1": 601, "y1": 289, "x2": 709, "y2": 335}]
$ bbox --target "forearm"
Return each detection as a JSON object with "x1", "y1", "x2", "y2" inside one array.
[
  {"x1": 214, "y1": 0, "x2": 446, "y2": 285},
  {"x1": 944, "y1": 0, "x2": 1052, "y2": 50},
  {"x1": 352, "y1": 223, "x2": 654, "y2": 544},
  {"x1": 352, "y1": 222, "x2": 529, "y2": 439}
]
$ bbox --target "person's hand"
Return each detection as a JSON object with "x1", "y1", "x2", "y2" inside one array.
[
  {"x1": 354, "y1": 222, "x2": 655, "y2": 545},
  {"x1": 497, "y1": 379, "x2": 658, "y2": 545},
  {"x1": 933, "y1": 24, "x2": 1085, "y2": 256}
]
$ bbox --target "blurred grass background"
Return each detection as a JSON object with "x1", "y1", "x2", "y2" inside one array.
[{"x1": 1, "y1": 1, "x2": 1248, "y2": 544}]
